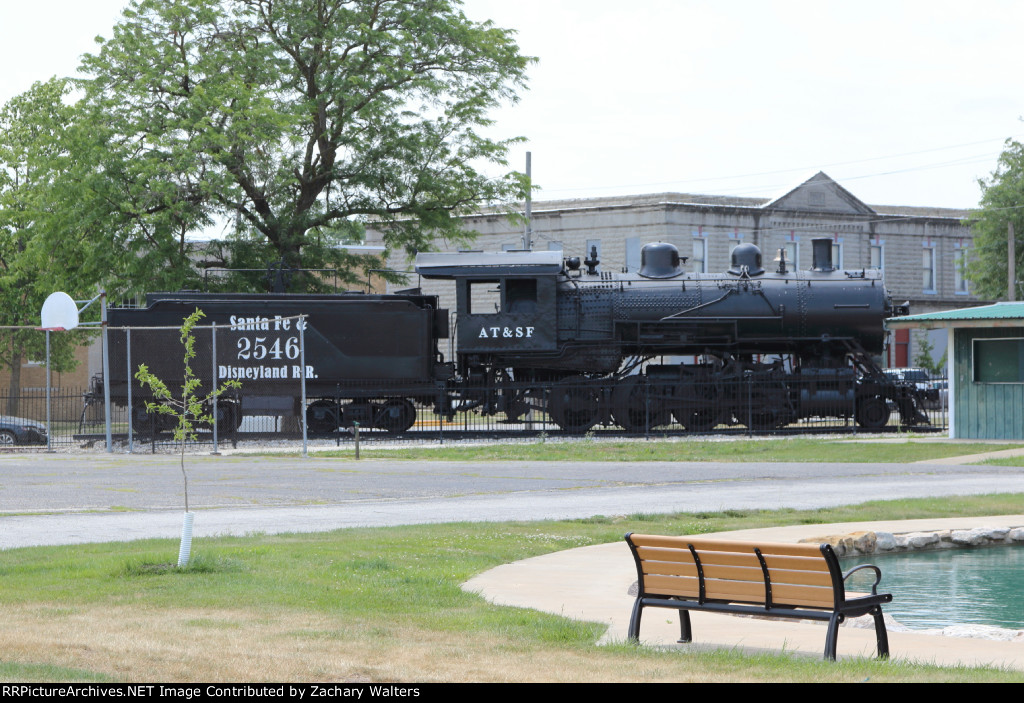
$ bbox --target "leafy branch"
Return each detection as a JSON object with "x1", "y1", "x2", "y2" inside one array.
[{"x1": 134, "y1": 308, "x2": 241, "y2": 513}]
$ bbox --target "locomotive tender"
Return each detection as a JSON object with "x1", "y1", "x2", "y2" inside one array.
[
  {"x1": 106, "y1": 292, "x2": 451, "y2": 434},
  {"x1": 104, "y1": 238, "x2": 927, "y2": 434}
]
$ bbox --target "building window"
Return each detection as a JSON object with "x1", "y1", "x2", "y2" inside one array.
[
  {"x1": 954, "y1": 248, "x2": 969, "y2": 294},
  {"x1": 832, "y1": 243, "x2": 843, "y2": 270},
  {"x1": 973, "y1": 338, "x2": 1024, "y2": 383},
  {"x1": 691, "y1": 238, "x2": 707, "y2": 273},
  {"x1": 922, "y1": 247, "x2": 936, "y2": 292},
  {"x1": 625, "y1": 237, "x2": 641, "y2": 272},
  {"x1": 783, "y1": 241, "x2": 799, "y2": 269},
  {"x1": 869, "y1": 243, "x2": 883, "y2": 270}
]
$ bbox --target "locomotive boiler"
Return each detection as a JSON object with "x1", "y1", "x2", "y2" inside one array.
[{"x1": 415, "y1": 237, "x2": 926, "y2": 432}]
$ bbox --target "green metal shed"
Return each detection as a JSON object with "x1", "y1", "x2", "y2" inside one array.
[{"x1": 888, "y1": 302, "x2": 1024, "y2": 439}]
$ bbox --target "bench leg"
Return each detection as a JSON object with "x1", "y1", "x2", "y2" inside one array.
[
  {"x1": 824, "y1": 612, "x2": 842, "y2": 661},
  {"x1": 628, "y1": 598, "x2": 643, "y2": 642},
  {"x1": 872, "y1": 606, "x2": 890, "y2": 659},
  {"x1": 677, "y1": 609, "x2": 692, "y2": 643}
]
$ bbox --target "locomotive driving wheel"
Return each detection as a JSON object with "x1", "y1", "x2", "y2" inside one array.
[
  {"x1": 744, "y1": 382, "x2": 792, "y2": 431},
  {"x1": 747, "y1": 408, "x2": 788, "y2": 431},
  {"x1": 547, "y1": 376, "x2": 600, "y2": 433},
  {"x1": 612, "y1": 377, "x2": 671, "y2": 433},
  {"x1": 376, "y1": 398, "x2": 417, "y2": 434},
  {"x1": 673, "y1": 380, "x2": 722, "y2": 433}
]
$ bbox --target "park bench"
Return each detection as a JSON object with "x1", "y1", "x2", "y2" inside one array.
[{"x1": 624, "y1": 533, "x2": 893, "y2": 660}]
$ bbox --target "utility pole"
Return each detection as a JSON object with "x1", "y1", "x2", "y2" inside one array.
[
  {"x1": 1010, "y1": 222, "x2": 1016, "y2": 302},
  {"x1": 522, "y1": 151, "x2": 532, "y2": 251}
]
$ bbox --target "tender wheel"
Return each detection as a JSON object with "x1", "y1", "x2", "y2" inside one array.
[
  {"x1": 306, "y1": 399, "x2": 341, "y2": 434},
  {"x1": 547, "y1": 376, "x2": 600, "y2": 433},
  {"x1": 857, "y1": 396, "x2": 891, "y2": 429},
  {"x1": 131, "y1": 405, "x2": 164, "y2": 434},
  {"x1": 376, "y1": 399, "x2": 416, "y2": 433},
  {"x1": 206, "y1": 400, "x2": 242, "y2": 433},
  {"x1": 0, "y1": 429, "x2": 17, "y2": 446}
]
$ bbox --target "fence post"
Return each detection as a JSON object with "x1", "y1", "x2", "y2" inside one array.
[
  {"x1": 300, "y1": 315, "x2": 307, "y2": 458},
  {"x1": 747, "y1": 377, "x2": 753, "y2": 438},
  {"x1": 438, "y1": 381, "x2": 445, "y2": 445},
  {"x1": 101, "y1": 289, "x2": 112, "y2": 452},
  {"x1": 45, "y1": 330, "x2": 52, "y2": 452},
  {"x1": 335, "y1": 383, "x2": 341, "y2": 448},
  {"x1": 852, "y1": 385, "x2": 858, "y2": 436},
  {"x1": 644, "y1": 376, "x2": 650, "y2": 441},
  {"x1": 211, "y1": 322, "x2": 219, "y2": 455},
  {"x1": 127, "y1": 328, "x2": 133, "y2": 453}
]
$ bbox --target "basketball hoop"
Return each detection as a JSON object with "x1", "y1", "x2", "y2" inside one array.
[{"x1": 39, "y1": 292, "x2": 79, "y2": 331}]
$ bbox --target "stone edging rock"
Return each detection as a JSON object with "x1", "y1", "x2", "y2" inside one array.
[{"x1": 801, "y1": 526, "x2": 1024, "y2": 556}]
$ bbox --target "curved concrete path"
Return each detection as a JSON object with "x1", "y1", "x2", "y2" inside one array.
[{"x1": 465, "y1": 516, "x2": 1024, "y2": 670}]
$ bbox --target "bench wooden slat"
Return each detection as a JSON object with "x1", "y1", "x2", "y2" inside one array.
[
  {"x1": 764, "y1": 583, "x2": 837, "y2": 608},
  {"x1": 636, "y1": 546, "x2": 830, "y2": 572},
  {"x1": 702, "y1": 578, "x2": 768, "y2": 602},
  {"x1": 638, "y1": 560, "x2": 701, "y2": 578},
  {"x1": 761, "y1": 568, "x2": 835, "y2": 588},
  {"x1": 642, "y1": 575, "x2": 836, "y2": 608},
  {"x1": 639, "y1": 560, "x2": 836, "y2": 589},
  {"x1": 631, "y1": 534, "x2": 824, "y2": 558},
  {"x1": 643, "y1": 573, "x2": 700, "y2": 598}
]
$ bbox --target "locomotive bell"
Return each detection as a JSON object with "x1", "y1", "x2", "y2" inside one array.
[
  {"x1": 638, "y1": 242, "x2": 685, "y2": 279},
  {"x1": 728, "y1": 243, "x2": 764, "y2": 276}
]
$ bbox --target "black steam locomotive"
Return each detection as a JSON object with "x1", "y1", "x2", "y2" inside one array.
[{"x1": 102, "y1": 238, "x2": 927, "y2": 434}]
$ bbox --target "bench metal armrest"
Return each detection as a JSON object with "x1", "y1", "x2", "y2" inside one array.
[{"x1": 842, "y1": 564, "x2": 882, "y2": 595}]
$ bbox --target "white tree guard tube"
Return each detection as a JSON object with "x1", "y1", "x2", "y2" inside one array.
[{"x1": 177, "y1": 511, "x2": 195, "y2": 568}]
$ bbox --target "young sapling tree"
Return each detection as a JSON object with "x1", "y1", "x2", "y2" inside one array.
[{"x1": 134, "y1": 308, "x2": 241, "y2": 566}]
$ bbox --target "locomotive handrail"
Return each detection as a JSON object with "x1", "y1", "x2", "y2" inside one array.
[{"x1": 661, "y1": 286, "x2": 779, "y2": 320}]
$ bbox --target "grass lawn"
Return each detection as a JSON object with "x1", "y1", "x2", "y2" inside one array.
[
  {"x1": 308, "y1": 437, "x2": 1024, "y2": 463},
  {"x1": 2, "y1": 494, "x2": 1023, "y2": 683}
]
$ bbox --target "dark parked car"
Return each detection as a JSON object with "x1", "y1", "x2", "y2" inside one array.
[
  {"x1": 883, "y1": 368, "x2": 945, "y2": 410},
  {"x1": 0, "y1": 416, "x2": 47, "y2": 445}
]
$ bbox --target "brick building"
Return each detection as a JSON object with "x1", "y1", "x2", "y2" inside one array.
[{"x1": 373, "y1": 171, "x2": 980, "y2": 367}]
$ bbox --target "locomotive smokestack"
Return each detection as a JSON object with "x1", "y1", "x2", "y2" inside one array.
[{"x1": 811, "y1": 238, "x2": 834, "y2": 272}]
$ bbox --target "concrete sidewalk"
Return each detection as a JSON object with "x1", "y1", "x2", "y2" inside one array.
[{"x1": 465, "y1": 515, "x2": 1024, "y2": 670}]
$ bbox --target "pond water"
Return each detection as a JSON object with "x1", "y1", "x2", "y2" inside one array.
[{"x1": 843, "y1": 546, "x2": 1024, "y2": 631}]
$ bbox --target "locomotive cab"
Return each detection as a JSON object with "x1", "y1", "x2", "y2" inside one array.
[{"x1": 415, "y1": 249, "x2": 563, "y2": 362}]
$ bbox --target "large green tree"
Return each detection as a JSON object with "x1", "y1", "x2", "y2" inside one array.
[
  {"x1": 965, "y1": 139, "x2": 1024, "y2": 300},
  {"x1": 79, "y1": 0, "x2": 532, "y2": 291},
  {"x1": 0, "y1": 79, "x2": 96, "y2": 412}
]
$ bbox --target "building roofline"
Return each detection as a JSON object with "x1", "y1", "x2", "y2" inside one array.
[
  {"x1": 464, "y1": 190, "x2": 972, "y2": 223},
  {"x1": 887, "y1": 301, "x2": 1024, "y2": 329}
]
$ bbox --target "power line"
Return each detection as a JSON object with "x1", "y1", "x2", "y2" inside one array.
[{"x1": 537, "y1": 135, "x2": 1023, "y2": 198}]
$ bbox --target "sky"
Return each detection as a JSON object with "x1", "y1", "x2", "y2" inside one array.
[{"x1": 3, "y1": 0, "x2": 1024, "y2": 209}]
